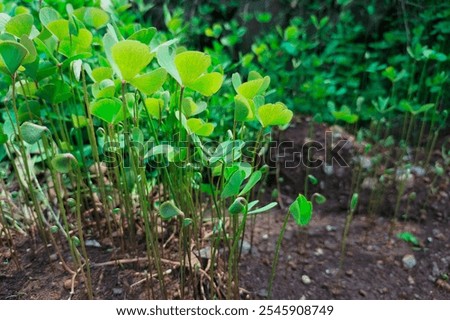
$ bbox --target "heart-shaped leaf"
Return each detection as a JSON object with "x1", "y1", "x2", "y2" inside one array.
[
  {"x1": 237, "y1": 76, "x2": 270, "y2": 99},
  {"x1": 175, "y1": 51, "x2": 210, "y2": 86},
  {"x1": 71, "y1": 115, "x2": 88, "y2": 128},
  {"x1": 0, "y1": 41, "x2": 28, "y2": 75},
  {"x1": 182, "y1": 97, "x2": 207, "y2": 118},
  {"x1": 59, "y1": 28, "x2": 92, "y2": 57},
  {"x1": 73, "y1": 7, "x2": 109, "y2": 29},
  {"x1": 172, "y1": 50, "x2": 223, "y2": 95},
  {"x1": 188, "y1": 72, "x2": 223, "y2": 96},
  {"x1": 92, "y1": 79, "x2": 116, "y2": 99},
  {"x1": 129, "y1": 67, "x2": 167, "y2": 94},
  {"x1": 417, "y1": 103, "x2": 434, "y2": 115},
  {"x1": 186, "y1": 118, "x2": 214, "y2": 136},
  {"x1": 111, "y1": 40, "x2": 153, "y2": 81},
  {"x1": 289, "y1": 194, "x2": 313, "y2": 226},
  {"x1": 224, "y1": 162, "x2": 252, "y2": 180},
  {"x1": 145, "y1": 144, "x2": 175, "y2": 162},
  {"x1": 91, "y1": 98, "x2": 126, "y2": 124},
  {"x1": 248, "y1": 70, "x2": 264, "y2": 81},
  {"x1": 5, "y1": 13, "x2": 33, "y2": 37},
  {"x1": 257, "y1": 102, "x2": 293, "y2": 127}
]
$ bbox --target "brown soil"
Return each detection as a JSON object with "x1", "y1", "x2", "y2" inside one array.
[{"x1": 1, "y1": 117, "x2": 449, "y2": 299}]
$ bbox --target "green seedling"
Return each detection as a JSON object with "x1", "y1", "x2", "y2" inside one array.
[
  {"x1": 340, "y1": 193, "x2": 358, "y2": 270},
  {"x1": 268, "y1": 194, "x2": 313, "y2": 298},
  {"x1": 397, "y1": 232, "x2": 420, "y2": 247}
]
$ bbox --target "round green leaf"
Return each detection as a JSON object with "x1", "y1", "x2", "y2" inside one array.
[
  {"x1": 47, "y1": 19, "x2": 70, "y2": 41},
  {"x1": 92, "y1": 67, "x2": 113, "y2": 82},
  {"x1": 39, "y1": 7, "x2": 60, "y2": 27},
  {"x1": 73, "y1": 7, "x2": 109, "y2": 29},
  {"x1": 5, "y1": 13, "x2": 33, "y2": 37},
  {"x1": 257, "y1": 102, "x2": 293, "y2": 128},
  {"x1": 92, "y1": 79, "x2": 116, "y2": 99},
  {"x1": 59, "y1": 28, "x2": 92, "y2": 57},
  {"x1": 111, "y1": 40, "x2": 153, "y2": 81}
]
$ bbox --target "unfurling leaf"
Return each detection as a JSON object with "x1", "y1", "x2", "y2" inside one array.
[
  {"x1": 159, "y1": 201, "x2": 183, "y2": 220},
  {"x1": 350, "y1": 193, "x2": 359, "y2": 212},
  {"x1": 20, "y1": 122, "x2": 49, "y2": 144},
  {"x1": 52, "y1": 153, "x2": 78, "y2": 174},
  {"x1": 289, "y1": 194, "x2": 313, "y2": 226},
  {"x1": 228, "y1": 197, "x2": 247, "y2": 215}
]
